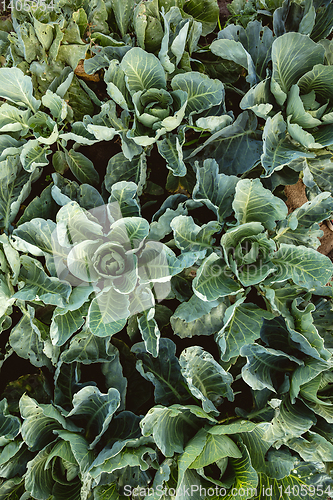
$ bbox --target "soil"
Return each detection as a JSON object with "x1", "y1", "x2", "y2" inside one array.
[
  {"x1": 285, "y1": 179, "x2": 333, "y2": 259},
  {"x1": 218, "y1": 0, "x2": 233, "y2": 22}
]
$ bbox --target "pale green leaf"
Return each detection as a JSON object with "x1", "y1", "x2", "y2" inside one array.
[
  {"x1": 191, "y1": 433, "x2": 241, "y2": 469},
  {"x1": 261, "y1": 113, "x2": 315, "y2": 176},
  {"x1": 104, "y1": 152, "x2": 147, "y2": 195},
  {"x1": 216, "y1": 298, "x2": 274, "y2": 362},
  {"x1": 240, "y1": 343, "x2": 303, "y2": 392},
  {"x1": 286, "y1": 84, "x2": 321, "y2": 129},
  {"x1": 0, "y1": 399, "x2": 20, "y2": 447},
  {"x1": 120, "y1": 47, "x2": 166, "y2": 94},
  {"x1": 140, "y1": 404, "x2": 216, "y2": 457},
  {"x1": 0, "y1": 103, "x2": 31, "y2": 134},
  {"x1": 211, "y1": 38, "x2": 256, "y2": 85},
  {"x1": 271, "y1": 32, "x2": 324, "y2": 104},
  {"x1": 9, "y1": 304, "x2": 52, "y2": 369},
  {"x1": 0, "y1": 155, "x2": 39, "y2": 231},
  {"x1": 157, "y1": 133, "x2": 186, "y2": 177},
  {"x1": 263, "y1": 396, "x2": 316, "y2": 447},
  {"x1": 131, "y1": 338, "x2": 188, "y2": 405},
  {"x1": 233, "y1": 178, "x2": 288, "y2": 231},
  {"x1": 20, "y1": 140, "x2": 51, "y2": 173},
  {"x1": 19, "y1": 394, "x2": 80, "y2": 452},
  {"x1": 171, "y1": 215, "x2": 220, "y2": 256},
  {"x1": 50, "y1": 286, "x2": 93, "y2": 346},
  {"x1": 298, "y1": 64, "x2": 333, "y2": 101},
  {"x1": 42, "y1": 90, "x2": 68, "y2": 121},
  {"x1": 182, "y1": 0, "x2": 219, "y2": 36},
  {"x1": 67, "y1": 386, "x2": 120, "y2": 449},
  {"x1": 65, "y1": 149, "x2": 99, "y2": 186},
  {"x1": 137, "y1": 308, "x2": 160, "y2": 358},
  {"x1": 111, "y1": 0, "x2": 135, "y2": 38},
  {"x1": 89, "y1": 445, "x2": 157, "y2": 478},
  {"x1": 192, "y1": 158, "x2": 239, "y2": 222},
  {"x1": 222, "y1": 441, "x2": 258, "y2": 500},
  {"x1": 180, "y1": 346, "x2": 234, "y2": 415},
  {"x1": 288, "y1": 430, "x2": 333, "y2": 464},
  {"x1": 193, "y1": 252, "x2": 242, "y2": 302},
  {"x1": 171, "y1": 294, "x2": 226, "y2": 338},
  {"x1": 187, "y1": 112, "x2": 262, "y2": 177},
  {"x1": 14, "y1": 255, "x2": 71, "y2": 306},
  {"x1": 271, "y1": 243, "x2": 333, "y2": 287},
  {"x1": 0, "y1": 67, "x2": 40, "y2": 112},
  {"x1": 87, "y1": 289, "x2": 129, "y2": 337},
  {"x1": 25, "y1": 443, "x2": 54, "y2": 500},
  {"x1": 171, "y1": 72, "x2": 223, "y2": 115}
]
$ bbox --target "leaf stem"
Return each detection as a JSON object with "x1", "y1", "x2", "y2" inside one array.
[
  {"x1": 224, "y1": 84, "x2": 246, "y2": 97},
  {"x1": 218, "y1": 415, "x2": 240, "y2": 424}
]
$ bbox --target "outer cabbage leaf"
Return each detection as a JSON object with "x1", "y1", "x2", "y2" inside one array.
[
  {"x1": 211, "y1": 441, "x2": 258, "y2": 500},
  {"x1": 0, "y1": 399, "x2": 20, "y2": 447},
  {"x1": 286, "y1": 84, "x2": 322, "y2": 129},
  {"x1": 88, "y1": 444, "x2": 158, "y2": 479},
  {"x1": 263, "y1": 396, "x2": 317, "y2": 447},
  {"x1": 9, "y1": 304, "x2": 54, "y2": 369},
  {"x1": 0, "y1": 156, "x2": 40, "y2": 232},
  {"x1": 170, "y1": 294, "x2": 227, "y2": 338},
  {"x1": 13, "y1": 255, "x2": 71, "y2": 307},
  {"x1": 66, "y1": 386, "x2": 121, "y2": 449},
  {"x1": 87, "y1": 289, "x2": 129, "y2": 338},
  {"x1": 192, "y1": 158, "x2": 239, "y2": 222},
  {"x1": 177, "y1": 427, "x2": 241, "y2": 490},
  {"x1": 179, "y1": 346, "x2": 234, "y2": 415},
  {"x1": 11, "y1": 218, "x2": 58, "y2": 274},
  {"x1": 299, "y1": 371, "x2": 333, "y2": 422},
  {"x1": 131, "y1": 338, "x2": 188, "y2": 405},
  {"x1": 233, "y1": 178, "x2": 288, "y2": 231},
  {"x1": 271, "y1": 32, "x2": 324, "y2": 105},
  {"x1": 240, "y1": 343, "x2": 303, "y2": 392},
  {"x1": 261, "y1": 113, "x2": 315, "y2": 176},
  {"x1": 216, "y1": 297, "x2": 275, "y2": 362},
  {"x1": 211, "y1": 38, "x2": 257, "y2": 86},
  {"x1": 288, "y1": 430, "x2": 333, "y2": 464},
  {"x1": 256, "y1": 463, "x2": 333, "y2": 500},
  {"x1": 193, "y1": 252, "x2": 242, "y2": 302},
  {"x1": 274, "y1": 192, "x2": 333, "y2": 248},
  {"x1": 171, "y1": 72, "x2": 224, "y2": 115},
  {"x1": 140, "y1": 404, "x2": 217, "y2": 457},
  {"x1": 104, "y1": 152, "x2": 147, "y2": 195},
  {"x1": 186, "y1": 112, "x2": 263, "y2": 176},
  {"x1": 0, "y1": 67, "x2": 40, "y2": 112},
  {"x1": 0, "y1": 104, "x2": 31, "y2": 135},
  {"x1": 218, "y1": 21, "x2": 274, "y2": 81},
  {"x1": 171, "y1": 215, "x2": 220, "y2": 257},
  {"x1": 111, "y1": 0, "x2": 136, "y2": 38},
  {"x1": 120, "y1": 47, "x2": 166, "y2": 94},
  {"x1": 60, "y1": 327, "x2": 116, "y2": 366},
  {"x1": 137, "y1": 308, "x2": 160, "y2": 358},
  {"x1": 24, "y1": 442, "x2": 55, "y2": 500},
  {"x1": 271, "y1": 243, "x2": 333, "y2": 288},
  {"x1": 50, "y1": 286, "x2": 93, "y2": 346},
  {"x1": 65, "y1": 149, "x2": 99, "y2": 186},
  {"x1": 298, "y1": 64, "x2": 333, "y2": 101},
  {"x1": 19, "y1": 394, "x2": 80, "y2": 452},
  {"x1": 157, "y1": 132, "x2": 186, "y2": 177},
  {"x1": 181, "y1": 0, "x2": 219, "y2": 36}
]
